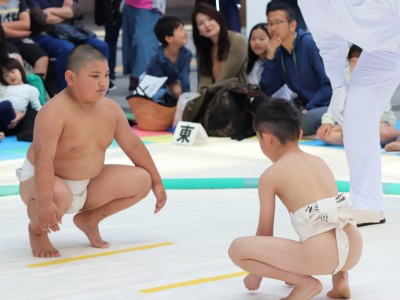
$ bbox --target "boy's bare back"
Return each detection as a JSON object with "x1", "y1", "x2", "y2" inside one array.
[{"x1": 260, "y1": 146, "x2": 338, "y2": 213}]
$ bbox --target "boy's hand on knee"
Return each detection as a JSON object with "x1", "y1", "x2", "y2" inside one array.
[
  {"x1": 243, "y1": 274, "x2": 262, "y2": 291},
  {"x1": 153, "y1": 183, "x2": 167, "y2": 214},
  {"x1": 38, "y1": 201, "x2": 62, "y2": 232}
]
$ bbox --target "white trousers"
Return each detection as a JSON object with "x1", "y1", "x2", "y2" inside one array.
[
  {"x1": 298, "y1": 0, "x2": 400, "y2": 211},
  {"x1": 345, "y1": 50, "x2": 400, "y2": 211}
]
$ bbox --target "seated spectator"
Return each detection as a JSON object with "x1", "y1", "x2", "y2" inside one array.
[
  {"x1": 246, "y1": 22, "x2": 293, "y2": 111},
  {"x1": 384, "y1": 137, "x2": 400, "y2": 151},
  {"x1": 0, "y1": 0, "x2": 49, "y2": 76},
  {"x1": 195, "y1": 0, "x2": 242, "y2": 32},
  {"x1": 193, "y1": 3, "x2": 247, "y2": 90},
  {"x1": 317, "y1": 45, "x2": 399, "y2": 146},
  {"x1": 140, "y1": 16, "x2": 192, "y2": 106},
  {"x1": 0, "y1": 58, "x2": 42, "y2": 141},
  {"x1": 1, "y1": 23, "x2": 21, "y2": 64},
  {"x1": 267, "y1": 0, "x2": 307, "y2": 31},
  {"x1": 182, "y1": 3, "x2": 247, "y2": 122},
  {"x1": 26, "y1": 0, "x2": 109, "y2": 92},
  {"x1": 260, "y1": 3, "x2": 332, "y2": 135}
]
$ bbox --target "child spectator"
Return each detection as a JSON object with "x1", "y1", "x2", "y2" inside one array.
[
  {"x1": 317, "y1": 45, "x2": 399, "y2": 146},
  {"x1": 246, "y1": 22, "x2": 293, "y2": 111},
  {"x1": 142, "y1": 16, "x2": 192, "y2": 106},
  {"x1": 228, "y1": 98, "x2": 373, "y2": 299},
  {"x1": 17, "y1": 45, "x2": 166, "y2": 257},
  {"x1": 0, "y1": 58, "x2": 41, "y2": 141}
]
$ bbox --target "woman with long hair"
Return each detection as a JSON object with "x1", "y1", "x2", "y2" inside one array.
[{"x1": 191, "y1": 3, "x2": 247, "y2": 90}]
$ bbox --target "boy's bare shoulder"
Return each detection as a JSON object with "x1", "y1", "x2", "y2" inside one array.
[{"x1": 37, "y1": 92, "x2": 69, "y2": 117}]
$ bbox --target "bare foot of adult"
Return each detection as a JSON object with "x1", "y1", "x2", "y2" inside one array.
[
  {"x1": 384, "y1": 141, "x2": 400, "y2": 152},
  {"x1": 73, "y1": 212, "x2": 109, "y2": 248},
  {"x1": 29, "y1": 224, "x2": 60, "y2": 257},
  {"x1": 281, "y1": 276, "x2": 322, "y2": 300},
  {"x1": 327, "y1": 271, "x2": 351, "y2": 299}
]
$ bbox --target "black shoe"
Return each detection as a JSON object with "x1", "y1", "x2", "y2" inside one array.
[
  {"x1": 129, "y1": 77, "x2": 139, "y2": 91},
  {"x1": 357, "y1": 217, "x2": 386, "y2": 227}
]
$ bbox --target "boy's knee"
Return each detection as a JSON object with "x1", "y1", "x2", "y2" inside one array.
[
  {"x1": 134, "y1": 167, "x2": 152, "y2": 197},
  {"x1": 228, "y1": 238, "x2": 245, "y2": 261},
  {"x1": 53, "y1": 179, "x2": 72, "y2": 210}
]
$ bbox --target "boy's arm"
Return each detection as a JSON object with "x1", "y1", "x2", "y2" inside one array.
[
  {"x1": 31, "y1": 103, "x2": 64, "y2": 231},
  {"x1": 29, "y1": 86, "x2": 42, "y2": 111},
  {"x1": 243, "y1": 170, "x2": 276, "y2": 289},
  {"x1": 112, "y1": 102, "x2": 167, "y2": 213},
  {"x1": 2, "y1": 11, "x2": 31, "y2": 35},
  {"x1": 256, "y1": 171, "x2": 275, "y2": 237}
]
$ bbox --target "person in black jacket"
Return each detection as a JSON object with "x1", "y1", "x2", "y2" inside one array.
[{"x1": 95, "y1": 0, "x2": 123, "y2": 92}]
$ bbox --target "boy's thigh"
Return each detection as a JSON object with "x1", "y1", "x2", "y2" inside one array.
[
  {"x1": 19, "y1": 176, "x2": 72, "y2": 210},
  {"x1": 85, "y1": 165, "x2": 151, "y2": 210}
]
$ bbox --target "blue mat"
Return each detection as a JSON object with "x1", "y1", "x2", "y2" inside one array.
[
  {"x1": 299, "y1": 120, "x2": 400, "y2": 154},
  {"x1": 0, "y1": 136, "x2": 31, "y2": 161}
]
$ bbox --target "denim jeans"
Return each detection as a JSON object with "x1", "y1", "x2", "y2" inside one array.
[
  {"x1": 0, "y1": 101, "x2": 15, "y2": 131},
  {"x1": 105, "y1": 24, "x2": 121, "y2": 80},
  {"x1": 122, "y1": 5, "x2": 160, "y2": 77},
  {"x1": 301, "y1": 106, "x2": 328, "y2": 135},
  {"x1": 33, "y1": 34, "x2": 109, "y2": 90}
]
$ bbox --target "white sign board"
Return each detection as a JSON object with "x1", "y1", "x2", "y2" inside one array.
[{"x1": 172, "y1": 121, "x2": 209, "y2": 146}]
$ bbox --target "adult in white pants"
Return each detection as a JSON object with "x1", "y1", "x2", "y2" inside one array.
[{"x1": 298, "y1": 0, "x2": 400, "y2": 224}]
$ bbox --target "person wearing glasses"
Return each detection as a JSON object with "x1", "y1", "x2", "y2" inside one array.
[
  {"x1": 298, "y1": 0, "x2": 400, "y2": 226},
  {"x1": 260, "y1": 2, "x2": 332, "y2": 136}
]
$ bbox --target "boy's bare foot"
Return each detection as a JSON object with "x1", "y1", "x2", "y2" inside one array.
[
  {"x1": 281, "y1": 276, "x2": 322, "y2": 300},
  {"x1": 384, "y1": 141, "x2": 400, "y2": 152},
  {"x1": 73, "y1": 212, "x2": 109, "y2": 248},
  {"x1": 327, "y1": 271, "x2": 351, "y2": 299},
  {"x1": 29, "y1": 224, "x2": 60, "y2": 258}
]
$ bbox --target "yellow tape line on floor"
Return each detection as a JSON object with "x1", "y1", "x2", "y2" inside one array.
[
  {"x1": 139, "y1": 271, "x2": 248, "y2": 293},
  {"x1": 27, "y1": 241, "x2": 173, "y2": 268}
]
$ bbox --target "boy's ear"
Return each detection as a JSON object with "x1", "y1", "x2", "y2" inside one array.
[
  {"x1": 165, "y1": 35, "x2": 173, "y2": 45},
  {"x1": 298, "y1": 129, "x2": 303, "y2": 140},
  {"x1": 261, "y1": 132, "x2": 273, "y2": 145},
  {"x1": 64, "y1": 70, "x2": 74, "y2": 86}
]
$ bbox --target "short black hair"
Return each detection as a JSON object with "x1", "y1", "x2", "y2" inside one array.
[
  {"x1": 347, "y1": 44, "x2": 362, "y2": 61},
  {"x1": 253, "y1": 98, "x2": 302, "y2": 144},
  {"x1": 0, "y1": 58, "x2": 28, "y2": 85},
  {"x1": 154, "y1": 16, "x2": 184, "y2": 47},
  {"x1": 66, "y1": 44, "x2": 107, "y2": 73},
  {"x1": 266, "y1": 2, "x2": 297, "y2": 22}
]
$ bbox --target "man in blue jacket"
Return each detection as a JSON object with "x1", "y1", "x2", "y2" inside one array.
[{"x1": 260, "y1": 2, "x2": 332, "y2": 135}]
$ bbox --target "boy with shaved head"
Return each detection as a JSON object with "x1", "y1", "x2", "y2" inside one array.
[{"x1": 17, "y1": 45, "x2": 167, "y2": 258}]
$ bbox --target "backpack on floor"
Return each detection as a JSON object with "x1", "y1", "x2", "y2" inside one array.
[{"x1": 187, "y1": 79, "x2": 269, "y2": 140}]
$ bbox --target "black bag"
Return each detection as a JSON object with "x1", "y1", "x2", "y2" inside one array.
[
  {"x1": 182, "y1": 78, "x2": 238, "y2": 123},
  {"x1": 188, "y1": 80, "x2": 270, "y2": 140},
  {"x1": 47, "y1": 23, "x2": 96, "y2": 44}
]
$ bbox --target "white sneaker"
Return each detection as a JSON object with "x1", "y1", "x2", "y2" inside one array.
[{"x1": 107, "y1": 80, "x2": 117, "y2": 92}]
